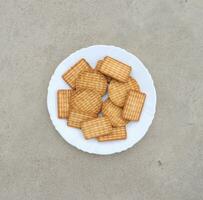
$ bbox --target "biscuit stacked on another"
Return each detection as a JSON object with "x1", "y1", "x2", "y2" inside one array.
[{"x1": 57, "y1": 56, "x2": 146, "y2": 142}]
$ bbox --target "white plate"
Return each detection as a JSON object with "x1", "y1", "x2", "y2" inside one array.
[{"x1": 47, "y1": 45, "x2": 156, "y2": 155}]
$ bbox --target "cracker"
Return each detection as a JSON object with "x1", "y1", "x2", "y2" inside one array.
[
  {"x1": 57, "y1": 90, "x2": 72, "y2": 118},
  {"x1": 75, "y1": 71, "x2": 107, "y2": 96},
  {"x1": 70, "y1": 90, "x2": 79, "y2": 101},
  {"x1": 97, "y1": 126, "x2": 127, "y2": 141},
  {"x1": 81, "y1": 117, "x2": 112, "y2": 139},
  {"x1": 122, "y1": 90, "x2": 146, "y2": 121},
  {"x1": 109, "y1": 77, "x2": 140, "y2": 107},
  {"x1": 99, "y1": 56, "x2": 131, "y2": 82},
  {"x1": 71, "y1": 89, "x2": 102, "y2": 115},
  {"x1": 102, "y1": 99, "x2": 128, "y2": 127},
  {"x1": 68, "y1": 110, "x2": 96, "y2": 128},
  {"x1": 95, "y1": 60, "x2": 111, "y2": 83},
  {"x1": 62, "y1": 59, "x2": 92, "y2": 88},
  {"x1": 109, "y1": 80, "x2": 129, "y2": 107},
  {"x1": 128, "y1": 77, "x2": 140, "y2": 91}
]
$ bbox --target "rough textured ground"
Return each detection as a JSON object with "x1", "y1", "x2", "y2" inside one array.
[{"x1": 0, "y1": 0, "x2": 202, "y2": 199}]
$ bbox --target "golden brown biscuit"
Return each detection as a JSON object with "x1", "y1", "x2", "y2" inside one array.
[
  {"x1": 122, "y1": 90, "x2": 146, "y2": 121},
  {"x1": 95, "y1": 60, "x2": 111, "y2": 83},
  {"x1": 97, "y1": 126, "x2": 127, "y2": 141},
  {"x1": 128, "y1": 77, "x2": 140, "y2": 91},
  {"x1": 71, "y1": 89, "x2": 102, "y2": 115},
  {"x1": 75, "y1": 71, "x2": 107, "y2": 96},
  {"x1": 62, "y1": 59, "x2": 92, "y2": 88},
  {"x1": 57, "y1": 90, "x2": 72, "y2": 118},
  {"x1": 81, "y1": 117, "x2": 112, "y2": 139},
  {"x1": 109, "y1": 80, "x2": 129, "y2": 107},
  {"x1": 68, "y1": 110, "x2": 96, "y2": 128},
  {"x1": 102, "y1": 99, "x2": 128, "y2": 127},
  {"x1": 109, "y1": 77, "x2": 140, "y2": 107},
  {"x1": 99, "y1": 56, "x2": 131, "y2": 82}
]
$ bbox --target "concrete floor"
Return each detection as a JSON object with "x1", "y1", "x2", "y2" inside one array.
[{"x1": 0, "y1": 0, "x2": 203, "y2": 199}]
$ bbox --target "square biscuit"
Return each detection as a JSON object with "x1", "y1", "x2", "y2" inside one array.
[
  {"x1": 95, "y1": 60, "x2": 111, "y2": 83},
  {"x1": 122, "y1": 90, "x2": 146, "y2": 121},
  {"x1": 99, "y1": 56, "x2": 131, "y2": 82},
  {"x1": 97, "y1": 126, "x2": 127, "y2": 142},
  {"x1": 57, "y1": 90, "x2": 72, "y2": 118},
  {"x1": 68, "y1": 110, "x2": 96, "y2": 128},
  {"x1": 81, "y1": 117, "x2": 112, "y2": 139},
  {"x1": 62, "y1": 59, "x2": 92, "y2": 88}
]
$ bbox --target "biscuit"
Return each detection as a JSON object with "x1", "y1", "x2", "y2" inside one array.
[
  {"x1": 57, "y1": 90, "x2": 72, "y2": 118},
  {"x1": 71, "y1": 89, "x2": 102, "y2": 115},
  {"x1": 109, "y1": 77, "x2": 140, "y2": 107},
  {"x1": 99, "y1": 56, "x2": 131, "y2": 82},
  {"x1": 128, "y1": 77, "x2": 140, "y2": 91},
  {"x1": 75, "y1": 71, "x2": 107, "y2": 96},
  {"x1": 122, "y1": 90, "x2": 146, "y2": 121},
  {"x1": 109, "y1": 80, "x2": 129, "y2": 107},
  {"x1": 97, "y1": 126, "x2": 127, "y2": 141},
  {"x1": 95, "y1": 60, "x2": 111, "y2": 83},
  {"x1": 81, "y1": 117, "x2": 112, "y2": 139},
  {"x1": 102, "y1": 99, "x2": 128, "y2": 127},
  {"x1": 62, "y1": 59, "x2": 92, "y2": 88},
  {"x1": 70, "y1": 90, "x2": 79, "y2": 101},
  {"x1": 68, "y1": 110, "x2": 96, "y2": 128}
]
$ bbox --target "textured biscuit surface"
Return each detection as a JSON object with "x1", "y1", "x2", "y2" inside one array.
[
  {"x1": 71, "y1": 90, "x2": 102, "y2": 115},
  {"x1": 122, "y1": 90, "x2": 146, "y2": 120},
  {"x1": 75, "y1": 71, "x2": 107, "y2": 95},
  {"x1": 102, "y1": 99, "x2": 128, "y2": 127},
  {"x1": 109, "y1": 77, "x2": 140, "y2": 107},
  {"x1": 128, "y1": 77, "x2": 140, "y2": 91},
  {"x1": 68, "y1": 110, "x2": 96, "y2": 128},
  {"x1": 109, "y1": 80, "x2": 130, "y2": 107},
  {"x1": 62, "y1": 59, "x2": 92, "y2": 88},
  {"x1": 97, "y1": 126, "x2": 127, "y2": 141},
  {"x1": 99, "y1": 56, "x2": 131, "y2": 82},
  {"x1": 81, "y1": 117, "x2": 112, "y2": 139},
  {"x1": 95, "y1": 60, "x2": 111, "y2": 83},
  {"x1": 57, "y1": 90, "x2": 72, "y2": 118}
]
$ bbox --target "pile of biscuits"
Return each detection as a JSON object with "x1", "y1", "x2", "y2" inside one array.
[{"x1": 57, "y1": 56, "x2": 146, "y2": 142}]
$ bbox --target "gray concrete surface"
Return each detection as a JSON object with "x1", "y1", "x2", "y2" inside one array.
[{"x1": 0, "y1": 0, "x2": 203, "y2": 199}]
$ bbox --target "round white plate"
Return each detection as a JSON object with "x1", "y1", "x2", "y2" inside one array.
[{"x1": 47, "y1": 45, "x2": 156, "y2": 155}]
